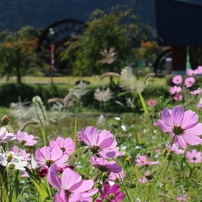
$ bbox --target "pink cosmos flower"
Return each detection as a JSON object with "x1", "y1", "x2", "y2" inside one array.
[
  {"x1": 172, "y1": 75, "x2": 183, "y2": 85},
  {"x1": 197, "y1": 66, "x2": 202, "y2": 74},
  {"x1": 96, "y1": 181, "x2": 126, "y2": 202},
  {"x1": 184, "y1": 77, "x2": 195, "y2": 88},
  {"x1": 165, "y1": 144, "x2": 184, "y2": 154},
  {"x1": 16, "y1": 131, "x2": 37, "y2": 146},
  {"x1": 50, "y1": 136, "x2": 75, "y2": 155},
  {"x1": 146, "y1": 99, "x2": 158, "y2": 106},
  {"x1": 139, "y1": 176, "x2": 149, "y2": 184},
  {"x1": 80, "y1": 126, "x2": 123, "y2": 159},
  {"x1": 0, "y1": 127, "x2": 16, "y2": 143},
  {"x1": 174, "y1": 94, "x2": 183, "y2": 101},
  {"x1": 135, "y1": 155, "x2": 159, "y2": 166},
  {"x1": 177, "y1": 195, "x2": 190, "y2": 202},
  {"x1": 90, "y1": 156, "x2": 122, "y2": 173},
  {"x1": 190, "y1": 89, "x2": 202, "y2": 95},
  {"x1": 187, "y1": 69, "x2": 195, "y2": 76},
  {"x1": 155, "y1": 149, "x2": 161, "y2": 153},
  {"x1": 169, "y1": 86, "x2": 182, "y2": 95},
  {"x1": 35, "y1": 146, "x2": 69, "y2": 168},
  {"x1": 186, "y1": 149, "x2": 202, "y2": 164},
  {"x1": 157, "y1": 105, "x2": 202, "y2": 149},
  {"x1": 48, "y1": 164, "x2": 98, "y2": 200},
  {"x1": 108, "y1": 170, "x2": 126, "y2": 182},
  {"x1": 139, "y1": 172, "x2": 153, "y2": 183},
  {"x1": 55, "y1": 191, "x2": 92, "y2": 202}
]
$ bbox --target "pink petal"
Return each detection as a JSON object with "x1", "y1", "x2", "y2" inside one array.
[
  {"x1": 99, "y1": 137, "x2": 116, "y2": 148},
  {"x1": 183, "y1": 134, "x2": 202, "y2": 146},
  {"x1": 174, "y1": 136, "x2": 187, "y2": 149},
  {"x1": 51, "y1": 148, "x2": 63, "y2": 160},
  {"x1": 161, "y1": 108, "x2": 173, "y2": 127},
  {"x1": 157, "y1": 120, "x2": 172, "y2": 132},
  {"x1": 61, "y1": 168, "x2": 81, "y2": 189},
  {"x1": 81, "y1": 188, "x2": 98, "y2": 197},
  {"x1": 70, "y1": 179, "x2": 94, "y2": 193},
  {"x1": 47, "y1": 164, "x2": 62, "y2": 190},
  {"x1": 171, "y1": 105, "x2": 184, "y2": 126},
  {"x1": 181, "y1": 110, "x2": 199, "y2": 129},
  {"x1": 185, "y1": 123, "x2": 202, "y2": 136}
]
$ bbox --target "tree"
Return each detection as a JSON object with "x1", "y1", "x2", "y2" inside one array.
[
  {"x1": 60, "y1": 6, "x2": 154, "y2": 76},
  {"x1": 0, "y1": 27, "x2": 44, "y2": 84}
]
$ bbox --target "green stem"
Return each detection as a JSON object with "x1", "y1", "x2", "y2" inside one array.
[
  {"x1": 34, "y1": 106, "x2": 46, "y2": 146},
  {"x1": 137, "y1": 91, "x2": 148, "y2": 114},
  {"x1": 0, "y1": 165, "x2": 8, "y2": 202}
]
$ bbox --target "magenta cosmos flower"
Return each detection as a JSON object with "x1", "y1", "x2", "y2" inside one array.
[
  {"x1": 80, "y1": 126, "x2": 123, "y2": 159},
  {"x1": 184, "y1": 77, "x2": 195, "y2": 88},
  {"x1": 173, "y1": 94, "x2": 183, "y2": 101},
  {"x1": 186, "y1": 149, "x2": 202, "y2": 164},
  {"x1": 16, "y1": 131, "x2": 37, "y2": 146},
  {"x1": 172, "y1": 75, "x2": 183, "y2": 85},
  {"x1": 169, "y1": 86, "x2": 182, "y2": 95},
  {"x1": 90, "y1": 156, "x2": 122, "y2": 173},
  {"x1": 50, "y1": 136, "x2": 75, "y2": 155},
  {"x1": 135, "y1": 155, "x2": 159, "y2": 166},
  {"x1": 48, "y1": 164, "x2": 98, "y2": 201},
  {"x1": 96, "y1": 181, "x2": 126, "y2": 202},
  {"x1": 146, "y1": 99, "x2": 158, "y2": 106},
  {"x1": 158, "y1": 105, "x2": 202, "y2": 149},
  {"x1": 35, "y1": 146, "x2": 69, "y2": 168}
]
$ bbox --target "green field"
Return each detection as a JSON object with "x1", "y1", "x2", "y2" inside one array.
[{"x1": 0, "y1": 76, "x2": 166, "y2": 85}]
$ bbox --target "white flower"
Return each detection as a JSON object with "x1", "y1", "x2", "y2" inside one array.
[
  {"x1": 94, "y1": 88, "x2": 113, "y2": 102},
  {"x1": 64, "y1": 82, "x2": 89, "y2": 107},
  {"x1": 119, "y1": 66, "x2": 137, "y2": 92},
  {"x1": 7, "y1": 161, "x2": 28, "y2": 171},
  {"x1": 0, "y1": 154, "x2": 7, "y2": 167},
  {"x1": 126, "y1": 97, "x2": 135, "y2": 109},
  {"x1": 96, "y1": 115, "x2": 106, "y2": 128}
]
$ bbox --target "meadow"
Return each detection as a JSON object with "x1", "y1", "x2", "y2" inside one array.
[{"x1": 0, "y1": 68, "x2": 202, "y2": 202}]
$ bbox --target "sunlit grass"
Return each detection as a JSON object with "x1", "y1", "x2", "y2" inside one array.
[{"x1": 0, "y1": 76, "x2": 166, "y2": 85}]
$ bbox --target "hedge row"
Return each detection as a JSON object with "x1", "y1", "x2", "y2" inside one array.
[
  {"x1": 0, "y1": 83, "x2": 69, "y2": 108},
  {"x1": 0, "y1": 83, "x2": 170, "y2": 112}
]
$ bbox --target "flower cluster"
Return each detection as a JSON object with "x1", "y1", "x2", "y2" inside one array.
[
  {"x1": 18, "y1": 126, "x2": 126, "y2": 202},
  {"x1": 187, "y1": 66, "x2": 202, "y2": 76}
]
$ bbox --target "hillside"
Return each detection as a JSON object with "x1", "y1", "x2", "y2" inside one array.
[{"x1": 0, "y1": 0, "x2": 156, "y2": 32}]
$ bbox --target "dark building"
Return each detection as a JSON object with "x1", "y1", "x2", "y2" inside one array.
[{"x1": 154, "y1": 0, "x2": 202, "y2": 73}]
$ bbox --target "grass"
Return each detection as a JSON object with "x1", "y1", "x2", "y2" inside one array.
[
  {"x1": 1, "y1": 91, "x2": 202, "y2": 201},
  {"x1": 0, "y1": 76, "x2": 166, "y2": 85}
]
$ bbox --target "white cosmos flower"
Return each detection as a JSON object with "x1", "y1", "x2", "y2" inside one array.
[
  {"x1": 94, "y1": 88, "x2": 113, "y2": 102},
  {"x1": 7, "y1": 161, "x2": 28, "y2": 171}
]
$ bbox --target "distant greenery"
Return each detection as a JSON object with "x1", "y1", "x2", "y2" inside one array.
[
  {"x1": 0, "y1": 27, "x2": 49, "y2": 83},
  {"x1": 60, "y1": 6, "x2": 154, "y2": 76}
]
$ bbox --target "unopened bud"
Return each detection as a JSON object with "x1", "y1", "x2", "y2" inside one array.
[{"x1": 1, "y1": 115, "x2": 10, "y2": 126}]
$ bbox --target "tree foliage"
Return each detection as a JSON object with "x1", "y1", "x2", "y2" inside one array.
[
  {"x1": 0, "y1": 27, "x2": 45, "y2": 84},
  {"x1": 60, "y1": 6, "x2": 154, "y2": 76}
]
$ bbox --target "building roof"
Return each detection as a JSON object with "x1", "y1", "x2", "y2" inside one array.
[{"x1": 154, "y1": 0, "x2": 202, "y2": 46}]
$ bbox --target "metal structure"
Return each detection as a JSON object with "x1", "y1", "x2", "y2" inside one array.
[
  {"x1": 37, "y1": 19, "x2": 86, "y2": 75},
  {"x1": 37, "y1": 18, "x2": 86, "y2": 51}
]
